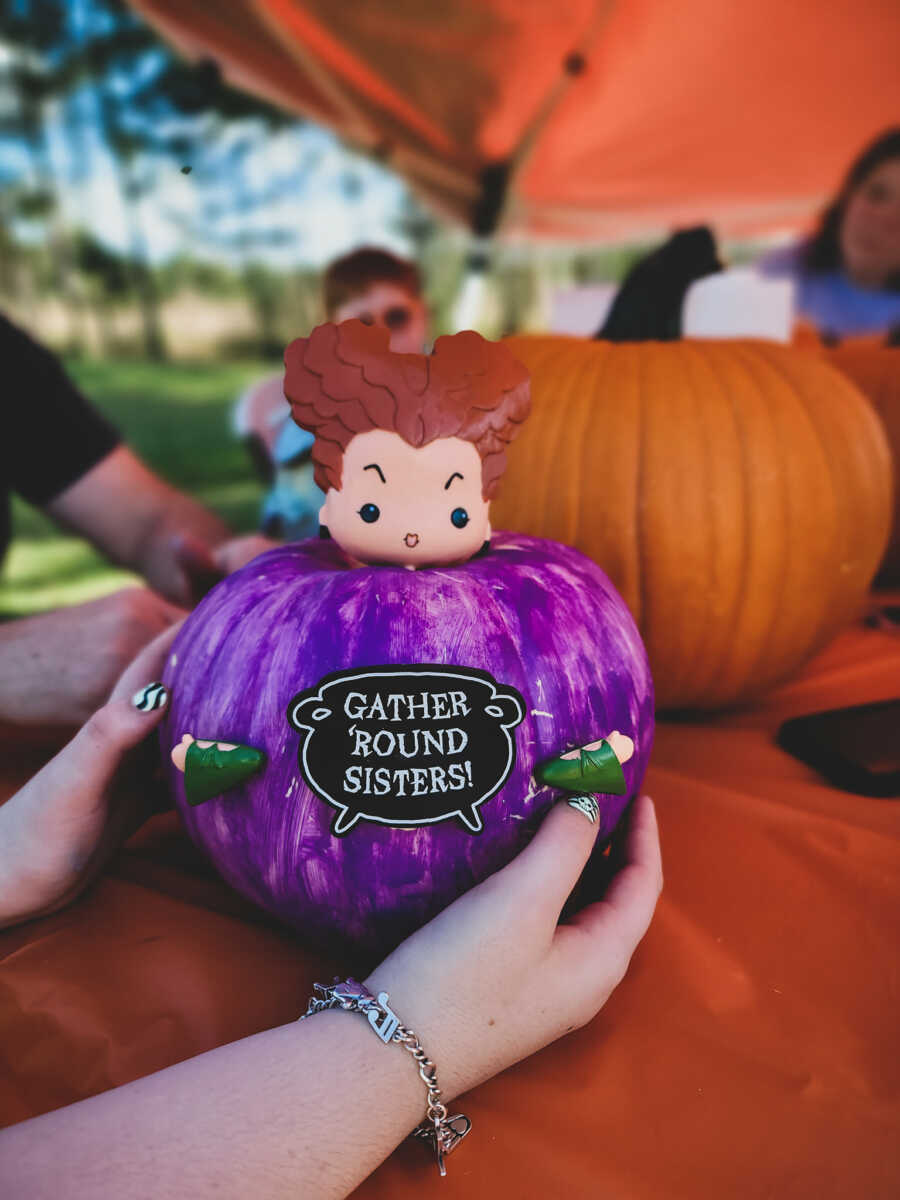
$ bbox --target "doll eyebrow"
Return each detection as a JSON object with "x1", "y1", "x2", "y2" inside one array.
[
  {"x1": 363, "y1": 463, "x2": 386, "y2": 483},
  {"x1": 444, "y1": 472, "x2": 464, "y2": 490}
]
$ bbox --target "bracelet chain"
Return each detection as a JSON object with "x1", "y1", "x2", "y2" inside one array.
[{"x1": 299, "y1": 978, "x2": 471, "y2": 1175}]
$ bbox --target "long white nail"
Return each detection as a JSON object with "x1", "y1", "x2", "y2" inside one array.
[
  {"x1": 566, "y1": 795, "x2": 599, "y2": 824},
  {"x1": 132, "y1": 682, "x2": 168, "y2": 712}
]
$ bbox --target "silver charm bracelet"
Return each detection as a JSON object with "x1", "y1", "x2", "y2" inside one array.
[{"x1": 298, "y1": 977, "x2": 471, "y2": 1176}]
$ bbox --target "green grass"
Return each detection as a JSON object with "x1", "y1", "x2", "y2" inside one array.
[{"x1": 1, "y1": 357, "x2": 277, "y2": 616}]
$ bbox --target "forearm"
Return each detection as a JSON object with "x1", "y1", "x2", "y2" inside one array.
[
  {"x1": 0, "y1": 784, "x2": 41, "y2": 929},
  {"x1": 47, "y1": 446, "x2": 230, "y2": 602},
  {"x1": 0, "y1": 591, "x2": 184, "y2": 727},
  {"x1": 0, "y1": 614, "x2": 83, "y2": 725},
  {"x1": 125, "y1": 484, "x2": 229, "y2": 594},
  {"x1": 0, "y1": 1011, "x2": 425, "y2": 1200},
  {"x1": 0, "y1": 801, "x2": 88, "y2": 932}
]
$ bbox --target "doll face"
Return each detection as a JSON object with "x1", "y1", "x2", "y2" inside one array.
[{"x1": 320, "y1": 430, "x2": 491, "y2": 567}]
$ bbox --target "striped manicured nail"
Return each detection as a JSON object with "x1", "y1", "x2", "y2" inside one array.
[
  {"x1": 566, "y1": 795, "x2": 599, "y2": 824},
  {"x1": 132, "y1": 682, "x2": 168, "y2": 712}
]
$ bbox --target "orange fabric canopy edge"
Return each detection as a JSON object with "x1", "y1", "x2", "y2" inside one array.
[{"x1": 130, "y1": 0, "x2": 900, "y2": 240}]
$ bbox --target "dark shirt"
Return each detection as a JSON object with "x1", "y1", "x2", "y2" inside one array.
[
  {"x1": 596, "y1": 226, "x2": 723, "y2": 342},
  {"x1": 0, "y1": 313, "x2": 120, "y2": 563}
]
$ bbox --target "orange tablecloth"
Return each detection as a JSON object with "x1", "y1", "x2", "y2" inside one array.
[{"x1": 2, "y1": 611, "x2": 899, "y2": 1198}]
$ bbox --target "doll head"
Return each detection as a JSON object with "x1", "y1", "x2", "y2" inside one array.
[{"x1": 283, "y1": 321, "x2": 531, "y2": 566}]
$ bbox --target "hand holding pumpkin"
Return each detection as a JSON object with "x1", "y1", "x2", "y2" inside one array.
[
  {"x1": 365, "y1": 792, "x2": 662, "y2": 1102},
  {"x1": 0, "y1": 787, "x2": 661, "y2": 1200},
  {"x1": 0, "y1": 625, "x2": 179, "y2": 929}
]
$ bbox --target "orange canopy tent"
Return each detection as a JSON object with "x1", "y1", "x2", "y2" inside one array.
[{"x1": 131, "y1": 0, "x2": 900, "y2": 241}]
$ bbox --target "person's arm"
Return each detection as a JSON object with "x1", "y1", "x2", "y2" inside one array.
[
  {"x1": 0, "y1": 624, "x2": 182, "y2": 924},
  {"x1": 45, "y1": 444, "x2": 230, "y2": 605},
  {"x1": 0, "y1": 630, "x2": 662, "y2": 1197},
  {"x1": 0, "y1": 1005, "x2": 425, "y2": 1199},
  {"x1": 0, "y1": 794, "x2": 660, "y2": 1199},
  {"x1": 0, "y1": 589, "x2": 186, "y2": 728},
  {"x1": 48, "y1": 446, "x2": 279, "y2": 606},
  {"x1": 1, "y1": 313, "x2": 273, "y2": 606}
]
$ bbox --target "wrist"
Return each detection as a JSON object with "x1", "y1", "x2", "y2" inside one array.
[
  {"x1": 0, "y1": 618, "x2": 57, "y2": 725},
  {"x1": 303, "y1": 977, "x2": 474, "y2": 1175},
  {"x1": 362, "y1": 967, "x2": 471, "y2": 1101},
  {"x1": 288, "y1": 1006, "x2": 424, "y2": 1193},
  {"x1": 0, "y1": 789, "x2": 63, "y2": 927},
  {"x1": 301, "y1": 1007, "x2": 424, "y2": 1122}
]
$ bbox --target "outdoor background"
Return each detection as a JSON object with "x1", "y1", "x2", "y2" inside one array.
[{"x1": 0, "y1": 0, "x2": 768, "y2": 618}]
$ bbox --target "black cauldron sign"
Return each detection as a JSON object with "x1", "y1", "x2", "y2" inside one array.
[{"x1": 287, "y1": 665, "x2": 526, "y2": 836}]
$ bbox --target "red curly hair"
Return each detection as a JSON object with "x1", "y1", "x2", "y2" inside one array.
[{"x1": 283, "y1": 321, "x2": 531, "y2": 499}]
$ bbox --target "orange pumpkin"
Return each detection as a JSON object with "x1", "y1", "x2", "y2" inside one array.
[
  {"x1": 495, "y1": 336, "x2": 894, "y2": 710},
  {"x1": 818, "y1": 345, "x2": 900, "y2": 584}
]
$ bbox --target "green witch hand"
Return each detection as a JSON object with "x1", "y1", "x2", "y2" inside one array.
[
  {"x1": 170, "y1": 734, "x2": 265, "y2": 805},
  {"x1": 536, "y1": 731, "x2": 634, "y2": 796}
]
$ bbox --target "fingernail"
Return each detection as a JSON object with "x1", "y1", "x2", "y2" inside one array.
[
  {"x1": 566, "y1": 795, "x2": 599, "y2": 824},
  {"x1": 132, "y1": 682, "x2": 168, "y2": 712}
]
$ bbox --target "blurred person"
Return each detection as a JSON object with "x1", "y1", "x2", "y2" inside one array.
[
  {"x1": 0, "y1": 311, "x2": 273, "y2": 727},
  {"x1": 595, "y1": 226, "x2": 722, "y2": 341},
  {"x1": 323, "y1": 246, "x2": 427, "y2": 352},
  {"x1": 592, "y1": 131, "x2": 900, "y2": 347},
  {"x1": 0, "y1": 625, "x2": 661, "y2": 1197},
  {"x1": 237, "y1": 247, "x2": 429, "y2": 540},
  {"x1": 758, "y1": 128, "x2": 900, "y2": 343}
]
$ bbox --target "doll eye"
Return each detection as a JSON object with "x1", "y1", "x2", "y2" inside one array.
[
  {"x1": 450, "y1": 507, "x2": 469, "y2": 529},
  {"x1": 359, "y1": 503, "x2": 381, "y2": 524}
]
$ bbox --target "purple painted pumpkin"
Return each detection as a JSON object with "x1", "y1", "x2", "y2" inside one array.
[{"x1": 161, "y1": 532, "x2": 654, "y2": 954}]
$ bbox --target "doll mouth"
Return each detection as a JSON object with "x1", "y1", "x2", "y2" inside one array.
[{"x1": 404, "y1": 533, "x2": 420, "y2": 548}]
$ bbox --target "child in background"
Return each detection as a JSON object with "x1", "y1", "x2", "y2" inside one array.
[
  {"x1": 322, "y1": 246, "x2": 428, "y2": 353},
  {"x1": 236, "y1": 248, "x2": 429, "y2": 540}
]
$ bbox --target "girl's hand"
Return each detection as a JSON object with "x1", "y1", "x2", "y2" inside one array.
[
  {"x1": 366, "y1": 792, "x2": 662, "y2": 1102},
  {"x1": 0, "y1": 624, "x2": 181, "y2": 928},
  {"x1": 0, "y1": 781, "x2": 661, "y2": 1200}
]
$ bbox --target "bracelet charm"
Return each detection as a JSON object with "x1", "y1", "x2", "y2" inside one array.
[{"x1": 299, "y1": 977, "x2": 471, "y2": 1176}]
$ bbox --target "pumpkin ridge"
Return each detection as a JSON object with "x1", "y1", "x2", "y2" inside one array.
[
  {"x1": 634, "y1": 343, "x2": 648, "y2": 636},
  {"x1": 763, "y1": 345, "x2": 839, "y2": 683},
  {"x1": 580, "y1": 345, "x2": 628, "y2": 609},
  {"x1": 540, "y1": 347, "x2": 567, "y2": 537},
  {"x1": 725, "y1": 344, "x2": 800, "y2": 701},
  {"x1": 673, "y1": 343, "x2": 715, "y2": 703},
  {"x1": 617, "y1": 339, "x2": 643, "y2": 626},
  {"x1": 676, "y1": 341, "x2": 727, "y2": 703},
  {"x1": 827, "y1": 347, "x2": 899, "y2": 581},
  {"x1": 570, "y1": 346, "x2": 600, "y2": 549},
  {"x1": 724, "y1": 343, "x2": 796, "y2": 700},
  {"x1": 688, "y1": 340, "x2": 753, "y2": 708},
  {"x1": 772, "y1": 353, "x2": 876, "y2": 606},
  {"x1": 640, "y1": 343, "x2": 688, "y2": 702},
  {"x1": 588, "y1": 341, "x2": 639, "y2": 616},
  {"x1": 741, "y1": 344, "x2": 844, "y2": 682},
  {"x1": 775, "y1": 350, "x2": 892, "y2": 615},
  {"x1": 533, "y1": 346, "x2": 569, "y2": 540}
]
